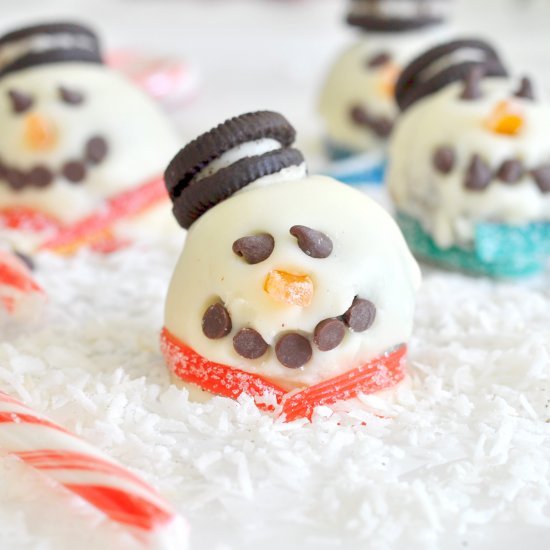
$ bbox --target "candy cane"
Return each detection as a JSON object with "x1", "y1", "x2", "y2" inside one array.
[
  {"x1": 0, "y1": 248, "x2": 45, "y2": 318},
  {"x1": 0, "y1": 391, "x2": 189, "y2": 549}
]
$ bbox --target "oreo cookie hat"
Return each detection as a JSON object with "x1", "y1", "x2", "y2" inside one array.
[
  {"x1": 387, "y1": 38, "x2": 550, "y2": 277},
  {"x1": 161, "y1": 111, "x2": 421, "y2": 421},
  {"x1": 318, "y1": 0, "x2": 453, "y2": 174},
  {"x1": 347, "y1": 0, "x2": 452, "y2": 32},
  {"x1": 0, "y1": 21, "x2": 180, "y2": 254}
]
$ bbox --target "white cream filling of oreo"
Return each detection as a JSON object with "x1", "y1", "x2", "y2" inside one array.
[
  {"x1": 192, "y1": 138, "x2": 282, "y2": 183},
  {"x1": 417, "y1": 48, "x2": 492, "y2": 83},
  {"x1": 350, "y1": 0, "x2": 449, "y2": 20},
  {"x1": 387, "y1": 77, "x2": 550, "y2": 249},
  {"x1": 0, "y1": 33, "x2": 97, "y2": 72}
]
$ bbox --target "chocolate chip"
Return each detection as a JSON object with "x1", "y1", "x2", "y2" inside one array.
[
  {"x1": 5, "y1": 168, "x2": 26, "y2": 190},
  {"x1": 233, "y1": 328, "x2": 268, "y2": 359},
  {"x1": 343, "y1": 297, "x2": 376, "y2": 332},
  {"x1": 367, "y1": 52, "x2": 391, "y2": 68},
  {"x1": 313, "y1": 318, "x2": 346, "y2": 352},
  {"x1": 85, "y1": 136, "x2": 108, "y2": 164},
  {"x1": 460, "y1": 65, "x2": 485, "y2": 100},
  {"x1": 8, "y1": 89, "x2": 33, "y2": 113},
  {"x1": 371, "y1": 116, "x2": 393, "y2": 138},
  {"x1": 531, "y1": 165, "x2": 550, "y2": 193},
  {"x1": 27, "y1": 165, "x2": 54, "y2": 187},
  {"x1": 350, "y1": 105, "x2": 370, "y2": 126},
  {"x1": 275, "y1": 333, "x2": 312, "y2": 369},
  {"x1": 62, "y1": 161, "x2": 86, "y2": 183},
  {"x1": 433, "y1": 146, "x2": 455, "y2": 174},
  {"x1": 290, "y1": 225, "x2": 333, "y2": 259},
  {"x1": 59, "y1": 86, "x2": 84, "y2": 105},
  {"x1": 514, "y1": 77, "x2": 535, "y2": 101},
  {"x1": 349, "y1": 105, "x2": 393, "y2": 138},
  {"x1": 202, "y1": 303, "x2": 232, "y2": 339},
  {"x1": 496, "y1": 159, "x2": 524, "y2": 183},
  {"x1": 232, "y1": 234, "x2": 275, "y2": 264},
  {"x1": 13, "y1": 250, "x2": 35, "y2": 271},
  {"x1": 464, "y1": 155, "x2": 492, "y2": 191}
]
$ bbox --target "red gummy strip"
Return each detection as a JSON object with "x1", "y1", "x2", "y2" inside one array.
[
  {"x1": 161, "y1": 328, "x2": 407, "y2": 421},
  {"x1": 161, "y1": 328, "x2": 287, "y2": 409},
  {"x1": 280, "y1": 346, "x2": 406, "y2": 421},
  {"x1": 65, "y1": 484, "x2": 173, "y2": 531},
  {"x1": 0, "y1": 411, "x2": 71, "y2": 435},
  {"x1": 40, "y1": 176, "x2": 167, "y2": 253},
  {"x1": 0, "y1": 208, "x2": 62, "y2": 233},
  {"x1": 16, "y1": 450, "x2": 158, "y2": 495},
  {"x1": 0, "y1": 262, "x2": 41, "y2": 293}
]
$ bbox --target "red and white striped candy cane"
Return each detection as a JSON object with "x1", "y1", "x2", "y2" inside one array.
[
  {"x1": 0, "y1": 391, "x2": 189, "y2": 549},
  {"x1": 0, "y1": 249, "x2": 45, "y2": 318}
]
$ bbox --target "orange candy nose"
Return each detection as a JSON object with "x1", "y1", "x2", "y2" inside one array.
[
  {"x1": 24, "y1": 113, "x2": 57, "y2": 151},
  {"x1": 264, "y1": 270, "x2": 314, "y2": 307},
  {"x1": 378, "y1": 63, "x2": 401, "y2": 98},
  {"x1": 485, "y1": 100, "x2": 525, "y2": 135}
]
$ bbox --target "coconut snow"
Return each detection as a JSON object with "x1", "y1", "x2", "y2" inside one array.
[{"x1": 0, "y1": 233, "x2": 549, "y2": 550}]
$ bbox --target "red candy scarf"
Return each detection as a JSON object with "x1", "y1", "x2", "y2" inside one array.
[
  {"x1": 0, "y1": 176, "x2": 167, "y2": 255},
  {"x1": 160, "y1": 327, "x2": 407, "y2": 422}
]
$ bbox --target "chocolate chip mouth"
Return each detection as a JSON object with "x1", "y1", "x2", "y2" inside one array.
[
  {"x1": 0, "y1": 135, "x2": 108, "y2": 191},
  {"x1": 350, "y1": 104, "x2": 394, "y2": 139},
  {"x1": 432, "y1": 145, "x2": 550, "y2": 194},
  {"x1": 201, "y1": 296, "x2": 377, "y2": 370}
]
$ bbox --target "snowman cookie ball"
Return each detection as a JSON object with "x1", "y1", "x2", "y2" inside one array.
[
  {"x1": 161, "y1": 111, "x2": 421, "y2": 420},
  {"x1": 318, "y1": 0, "x2": 452, "y2": 161},
  {"x1": 388, "y1": 39, "x2": 550, "y2": 277},
  {"x1": 0, "y1": 22, "x2": 180, "y2": 253}
]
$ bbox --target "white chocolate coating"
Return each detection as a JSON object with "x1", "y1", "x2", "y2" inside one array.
[
  {"x1": 387, "y1": 77, "x2": 550, "y2": 248},
  {"x1": 165, "y1": 175, "x2": 420, "y2": 389},
  {"x1": 318, "y1": 27, "x2": 449, "y2": 153},
  {"x1": 0, "y1": 63, "x2": 180, "y2": 224}
]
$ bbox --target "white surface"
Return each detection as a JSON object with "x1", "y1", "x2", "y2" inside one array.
[{"x1": 0, "y1": 1, "x2": 550, "y2": 550}]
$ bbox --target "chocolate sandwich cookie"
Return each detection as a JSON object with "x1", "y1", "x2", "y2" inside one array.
[
  {"x1": 165, "y1": 111, "x2": 305, "y2": 229},
  {"x1": 0, "y1": 22, "x2": 102, "y2": 79},
  {"x1": 395, "y1": 39, "x2": 508, "y2": 111},
  {"x1": 347, "y1": 0, "x2": 450, "y2": 32}
]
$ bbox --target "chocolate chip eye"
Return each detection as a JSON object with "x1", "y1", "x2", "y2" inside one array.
[
  {"x1": 232, "y1": 233, "x2": 274, "y2": 264},
  {"x1": 290, "y1": 225, "x2": 333, "y2": 259},
  {"x1": 366, "y1": 52, "x2": 391, "y2": 68},
  {"x1": 8, "y1": 89, "x2": 33, "y2": 114},
  {"x1": 433, "y1": 146, "x2": 455, "y2": 174},
  {"x1": 514, "y1": 77, "x2": 535, "y2": 101},
  {"x1": 59, "y1": 86, "x2": 85, "y2": 105}
]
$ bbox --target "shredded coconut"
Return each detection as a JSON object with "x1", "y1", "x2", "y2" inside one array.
[{"x1": 0, "y1": 235, "x2": 549, "y2": 550}]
